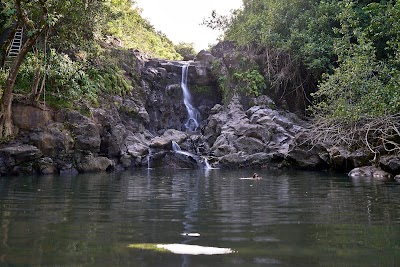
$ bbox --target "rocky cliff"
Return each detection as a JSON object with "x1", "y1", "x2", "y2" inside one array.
[{"x1": 1, "y1": 44, "x2": 399, "y2": 181}]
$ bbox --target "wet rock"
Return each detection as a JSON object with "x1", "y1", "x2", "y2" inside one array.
[
  {"x1": 34, "y1": 157, "x2": 58, "y2": 175},
  {"x1": 76, "y1": 155, "x2": 114, "y2": 173},
  {"x1": 10, "y1": 164, "x2": 35, "y2": 176},
  {"x1": 379, "y1": 155, "x2": 400, "y2": 175},
  {"x1": 120, "y1": 153, "x2": 134, "y2": 169},
  {"x1": 123, "y1": 131, "x2": 152, "y2": 157},
  {"x1": 348, "y1": 166, "x2": 393, "y2": 180},
  {"x1": 150, "y1": 129, "x2": 188, "y2": 149},
  {"x1": 328, "y1": 147, "x2": 372, "y2": 172},
  {"x1": 59, "y1": 163, "x2": 79, "y2": 176},
  {"x1": 162, "y1": 152, "x2": 199, "y2": 169},
  {"x1": 218, "y1": 152, "x2": 272, "y2": 169},
  {"x1": 0, "y1": 145, "x2": 42, "y2": 166},
  {"x1": 285, "y1": 136, "x2": 329, "y2": 170}
]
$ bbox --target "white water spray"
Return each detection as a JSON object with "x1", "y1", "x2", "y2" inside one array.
[
  {"x1": 181, "y1": 63, "x2": 200, "y2": 132},
  {"x1": 171, "y1": 141, "x2": 212, "y2": 170},
  {"x1": 147, "y1": 147, "x2": 152, "y2": 169},
  {"x1": 171, "y1": 141, "x2": 182, "y2": 152},
  {"x1": 203, "y1": 157, "x2": 212, "y2": 169}
]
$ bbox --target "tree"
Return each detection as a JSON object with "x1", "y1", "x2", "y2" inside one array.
[
  {"x1": 174, "y1": 42, "x2": 196, "y2": 57},
  {"x1": 0, "y1": 0, "x2": 56, "y2": 138}
]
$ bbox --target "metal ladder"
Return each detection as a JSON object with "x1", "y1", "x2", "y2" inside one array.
[{"x1": 4, "y1": 27, "x2": 23, "y2": 67}]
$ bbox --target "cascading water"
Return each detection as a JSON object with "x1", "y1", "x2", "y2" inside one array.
[
  {"x1": 171, "y1": 141, "x2": 212, "y2": 170},
  {"x1": 181, "y1": 62, "x2": 200, "y2": 132},
  {"x1": 147, "y1": 147, "x2": 152, "y2": 169},
  {"x1": 171, "y1": 141, "x2": 182, "y2": 152}
]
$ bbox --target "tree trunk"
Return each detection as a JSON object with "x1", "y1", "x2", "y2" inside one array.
[{"x1": 0, "y1": 36, "x2": 38, "y2": 139}]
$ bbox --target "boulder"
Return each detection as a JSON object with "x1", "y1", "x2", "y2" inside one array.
[
  {"x1": 149, "y1": 129, "x2": 188, "y2": 149},
  {"x1": 76, "y1": 155, "x2": 114, "y2": 173},
  {"x1": 219, "y1": 153, "x2": 249, "y2": 168},
  {"x1": 196, "y1": 50, "x2": 215, "y2": 62},
  {"x1": 120, "y1": 98, "x2": 150, "y2": 124},
  {"x1": 207, "y1": 95, "x2": 304, "y2": 169},
  {"x1": 348, "y1": 166, "x2": 393, "y2": 180},
  {"x1": 161, "y1": 152, "x2": 199, "y2": 169},
  {"x1": 100, "y1": 123, "x2": 127, "y2": 157},
  {"x1": 119, "y1": 153, "x2": 134, "y2": 169},
  {"x1": 218, "y1": 152, "x2": 272, "y2": 169},
  {"x1": 92, "y1": 107, "x2": 121, "y2": 128},
  {"x1": 34, "y1": 157, "x2": 58, "y2": 175},
  {"x1": 0, "y1": 145, "x2": 42, "y2": 166},
  {"x1": 285, "y1": 137, "x2": 329, "y2": 170},
  {"x1": 73, "y1": 122, "x2": 101, "y2": 152},
  {"x1": 233, "y1": 136, "x2": 265, "y2": 154},
  {"x1": 379, "y1": 155, "x2": 400, "y2": 175},
  {"x1": 29, "y1": 123, "x2": 74, "y2": 157},
  {"x1": 212, "y1": 144, "x2": 237, "y2": 157},
  {"x1": 328, "y1": 147, "x2": 372, "y2": 172},
  {"x1": 12, "y1": 104, "x2": 53, "y2": 130}
]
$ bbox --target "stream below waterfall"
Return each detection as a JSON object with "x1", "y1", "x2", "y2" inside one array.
[{"x1": 1, "y1": 169, "x2": 399, "y2": 266}]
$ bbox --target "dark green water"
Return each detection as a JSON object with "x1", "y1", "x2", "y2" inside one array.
[{"x1": 0, "y1": 169, "x2": 399, "y2": 267}]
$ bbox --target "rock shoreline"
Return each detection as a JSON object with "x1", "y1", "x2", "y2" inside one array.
[{"x1": 1, "y1": 46, "x2": 399, "y2": 182}]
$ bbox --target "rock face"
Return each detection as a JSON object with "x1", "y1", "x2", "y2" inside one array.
[
  {"x1": 204, "y1": 95, "x2": 304, "y2": 169},
  {"x1": 141, "y1": 58, "x2": 221, "y2": 134}
]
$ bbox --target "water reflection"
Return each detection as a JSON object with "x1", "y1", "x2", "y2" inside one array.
[{"x1": 0, "y1": 169, "x2": 399, "y2": 266}]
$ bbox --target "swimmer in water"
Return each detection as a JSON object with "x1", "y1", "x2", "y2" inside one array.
[
  {"x1": 239, "y1": 173, "x2": 263, "y2": 180},
  {"x1": 252, "y1": 173, "x2": 262, "y2": 179}
]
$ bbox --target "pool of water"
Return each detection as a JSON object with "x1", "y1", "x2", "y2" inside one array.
[{"x1": 0, "y1": 168, "x2": 399, "y2": 266}]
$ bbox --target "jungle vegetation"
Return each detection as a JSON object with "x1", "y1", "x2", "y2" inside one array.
[
  {"x1": 0, "y1": 0, "x2": 181, "y2": 138},
  {"x1": 204, "y1": 0, "x2": 400, "y2": 155},
  {"x1": 0, "y1": 0, "x2": 399, "y2": 156}
]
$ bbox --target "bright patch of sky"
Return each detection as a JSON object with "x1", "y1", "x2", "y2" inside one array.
[{"x1": 135, "y1": 0, "x2": 243, "y2": 52}]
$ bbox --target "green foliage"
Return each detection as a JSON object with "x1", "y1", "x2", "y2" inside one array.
[
  {"x1": 1, "y1": 0, "x2": 180, "y2": 111},
  {"x1": 0, "y1": 69, "x2": 6, "y2": 92},
  {"x1": 233, "y1": 69, "x2": 266, "y2": 97},
  {"x1": 206, "y1": 0, "x2": 400, "y2": 121},
  {"x1": 217, "y1": 0, "x2": 339, "y2": 79},
  {"x1": 88, "y1": 66, "x2": 133, "y2": 96},
  {"x1": 15, "y1": 51, "x2": 98, "y2": 107},
  {"x1": 310, "y1": 0, "x2": 400, "y2": 121},
  {"x1": 103, "y1": 1, "x2": 182, "y2": 59},
  {"x1": 209, "y1": 59, "x2": 231, "y2": 102},
  {"x1": 14, "y1": 51, "x2": 133, "y2": 108},
  {"x1": 174, "y1": 42, "x2": 197, "y2": 57}
]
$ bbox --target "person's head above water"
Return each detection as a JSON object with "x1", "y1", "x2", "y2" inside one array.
[{"x1": 253, "y1": 173, "x2": 259, "y2": 178}]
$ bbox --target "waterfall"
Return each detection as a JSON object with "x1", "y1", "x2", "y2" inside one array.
[
  {"x1": 171, "y1": 141, "x2": 181, "y2": 152},
  {"x1": 171, "y1": 141, "x2": 213, "y2": 170},
  {"x1": 147, "y1": 147, "x2": 152, "y2": 169},
  {"x1": 181, "y1": 62, "x2": 200, "y2": 132},
  {"x1": 203, "y1": 157, "x2": 212, "y2": 170}
]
